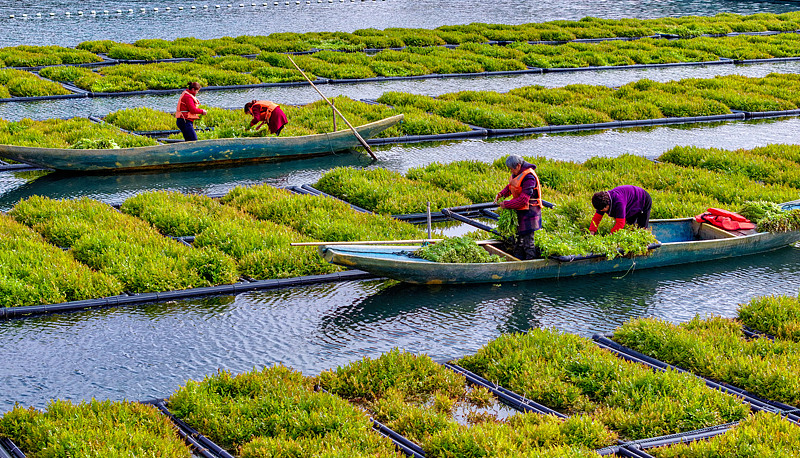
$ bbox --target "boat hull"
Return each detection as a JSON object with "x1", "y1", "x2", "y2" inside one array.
[
  {"x1": 321, "y1": 219, "x2": 800, "y2": 285},
  {"x1": 0, "y1": 115, "x2": 403, "y2": 171}
]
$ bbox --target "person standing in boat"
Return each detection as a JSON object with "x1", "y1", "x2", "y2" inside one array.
[
  {"x1": 494, "y1": 155, "x2": 543, "y2": 260},
  {"x1": 175, "y1": 82, "x2": 206, "y2": 142},
  {"x1": 589, "y1": 185, "x2": 652, "y2": 234},
  {"x1": 245, "y1": 100, "x2": 288, "y2": 136}
]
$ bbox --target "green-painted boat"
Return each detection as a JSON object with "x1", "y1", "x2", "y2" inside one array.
[
  {"x1": 320, "y1": 218, "x2": 800, "y2": 285},
  {"x1": 0, "y1": 114, "x2": 403, "y2": 172}
]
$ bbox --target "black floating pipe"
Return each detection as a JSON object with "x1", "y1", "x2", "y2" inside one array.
[
  {"x1": 444, "y1": 362, "x2": 567, "y2": 419},
  {"x1": 622, "y1": 423, "x2": 734, "y2": 451},
  {"x1": 300, "y1": 185, "x2": 373, "y2": 214},
  {"x1": 153, "y1": 400, "x2": 234, "y2": 458},
  {"x1": 440, "y1": 208, "x2": 501, "y2": 237},
  {"x1": 0, "y1": 438, "x2": 25, "y2": 458},
  {"x1": 593, "y1": 335, "x2": 781, "y2": 413},
  {"x1": 372, "y1": 420, "x2": 426, "y2": 458}
]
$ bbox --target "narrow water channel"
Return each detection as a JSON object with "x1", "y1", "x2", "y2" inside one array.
[
  {"x1": 2, "y1": 244, "x2": 798, "y2": 412},
  {"x1": 1, "y1": 116, "x2": 799, "y2": 210},
  {"x1": 3, "y1": 60, "x2": 800, "y2": 122}
]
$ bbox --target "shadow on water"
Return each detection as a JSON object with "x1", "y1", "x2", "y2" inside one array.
[
  {"x1": 0, "y1": 152, "x2": 366, "y2": 209},
  {"x1": 319, "y1": 245, "x2": 800, "y2": 337}
]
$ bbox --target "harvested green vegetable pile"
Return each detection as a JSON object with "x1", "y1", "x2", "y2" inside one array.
[
  {"x1": 414, "y1": 237, "x2": 503, "y2": 263},
  {"x1": 536, "y1": 226, "x2": 658, "y2": 259},
  {"x1": 738, "y1": 200, "x2": 800, "y2": 232}
]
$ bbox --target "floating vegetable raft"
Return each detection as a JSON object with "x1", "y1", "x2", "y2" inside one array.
[{"x1": 4, "y1": 296, "x2": 800, "y2": 456}]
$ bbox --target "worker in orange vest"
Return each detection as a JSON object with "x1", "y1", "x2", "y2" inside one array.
[
  {"x1": 494, "y1": 155, "x2": 544, "y2": 260},
  {"x1": 244, "y1": 100, "x2": 288, "y2": 135},
  {"x1": 175, "y1": 82, "x2": 207, "y2": 141}
]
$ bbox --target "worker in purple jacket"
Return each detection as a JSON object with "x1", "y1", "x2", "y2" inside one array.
[
  {"x1": 494, "y1": 155, "x2": 543, "y2": 260},
  {"x1": 589, "y1": 185, "x2": 652, "y2": 234}
]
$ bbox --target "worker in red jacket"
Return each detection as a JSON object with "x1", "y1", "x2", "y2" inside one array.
[
  {"x1": 244, "y1": 100, "x2": 288, "y2": 135},
  {"x1": 589, "y1": 185, "x2": 652, "y2": 234},
  {"x1": 174, "y1": 82, "x2": 206, "y2": 142}
]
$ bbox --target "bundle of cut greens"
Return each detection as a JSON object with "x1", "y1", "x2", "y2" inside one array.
[
  {"x1": 413, "y1": 237, "x2": 503, "y2": 263},
  {"x1": 535, "y1": 226, "x2": 658, "y2": 260},
  {"x1": 738, "y1": 200, "x2": 800, "y2": 232}
]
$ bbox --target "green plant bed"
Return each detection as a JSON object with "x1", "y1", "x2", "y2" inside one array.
[
  {"x1": 649, "y1": 411, "x2": 800, "y2": 458},
  {"x1": 315, "y1": 167, "x2": 471, "y2": 215},
  {"x1": 659, "y1": 145, "x2": 800, "y2": 189},
  {"x1": 0, "y1": 45, "x2": 102, "y2": 67},
  {"x1": 0, "y1": 69, "x2": 71, "y2": 97},
  {"x1": 121, "y1": 191, "x2": 337, "y2": 279},
  {"x1": 167, "y1": 365, "x2": 398, "y2": 457},
  {"x1": 738, "y1": 294, "x2": 800, "y2": 342},
  {"x1": 165, "y1": 98, "x2": 468, "y2": 141},
  {"x1": 0, "y1": 117, "x2": 158, "y2": 148},
  {"x1": 95, "y1": 62, "x2": 259, "y2": 91},
  {"x1": 406, "y1": 160, "x2": 509, "y2": 203},
  {"x1": 318, "y1": 349, "x2": 617, "y2": 457},
  {"x1": 10, "y1": 196, "x2": 239, "y2": 293},
  {"x1": 614, "y1": 315, "x2": 800, "y2": 408},
  {"x1": 456, "y1": 329, "x2": 750, "y2": 441},
  {"x1": 0, "y1": 214, "x2": 123, "y2": 307},
  {"x1": 0, "y1": 399, "x2": 191, "y2": 457},
  {"x1": 221, "y1": 184, "x2": 424, "y2": 242},
  {"x1": 38, "y1": 65, "x2": 96, "y2": 83},
  {"x1": 104, "y1": 107, "x2": 176, "y2": 132}
]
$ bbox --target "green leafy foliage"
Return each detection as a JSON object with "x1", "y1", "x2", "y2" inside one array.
[
  {"x1": 535, "y1": 226, "x2": 658, "y2": 259},
  {"x1": 10, "y1": 196, "x2": 238, "y2": 293},
  {"x1": 650, "y1": 411, "x2": 800, "y2": 458},
  {"x1": 121, "y1": 190, "x2": 336, "y2": 279},
  {"x1": 614, "y1": 315, "x2": 800, "y2": 408},
  {"x1": 413, "y1": 237, "x2": 503, "y2": 263},
  {"x1": 738, "y1": 294, "x2": 800, "y2": 342},
  {"x1": 0, "y1": 399, "x2": 190, "y2": 457},
  {"x1": 0, "y1": 117, "x2": 158, "y2": 148},
  {"x1": 0, "y1": 214, "x2": 123, "y2": 307},
  {"x1": 315, "y1": 167, "x2": 471, "y2": 215},
  {"x1": 221, "y1": 184, "x2": 424, "y2": 242},
  {"x1": 457, "y1": 329, "x2": 749, "y2": 441},
  {"x1": 105, "y1": 107, "x2": 176, "y2": 132},
  {"x1": 167, "y1": 365, "x2": 398, "y2": 457},
  {"x1": 318, "y1": 349, "x2": 617, "y2": 456}
]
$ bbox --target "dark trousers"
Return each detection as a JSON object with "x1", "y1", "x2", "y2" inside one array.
[
  {"x1": 626, "y1": 192, "x2": 652, "y2": 229},
  {"x1": 176, "y1": 118, "x2": 197, "y2": 142},
  {"x1": 513, "y1": 231, "x2": 539, "y2": 260}
]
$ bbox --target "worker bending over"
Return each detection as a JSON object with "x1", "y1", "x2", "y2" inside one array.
[
  {"x1": 244, "y1": 100, "x2": 288, "y2": 135},
  {"x1": 590, "y1": 185, "x2": 652, "y2": 234}
]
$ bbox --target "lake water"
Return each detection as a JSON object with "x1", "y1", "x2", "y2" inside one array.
[
  {"x1": 2, "y1": 0, "x2": 800, "y2": 414},
  {"x1": 1, "y1": 0, "x2": 798, "y2": 48}
]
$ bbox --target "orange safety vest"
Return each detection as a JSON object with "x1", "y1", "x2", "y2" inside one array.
[
  {"x1": 252, "y1": 100, "x2": 279, "y2": 122},
  {"x1": 508, "y1": 168, "x2": 542, "y2": 210},
  {"x1": 175, "y1": 91, "x2": 201, "y2": 121}
]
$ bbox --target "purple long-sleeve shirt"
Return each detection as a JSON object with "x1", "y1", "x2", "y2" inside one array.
[{"x1": 600, "y1": 185, "x2": 650, "y2": 220}]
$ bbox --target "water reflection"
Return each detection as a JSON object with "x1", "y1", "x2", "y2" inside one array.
[
  {"x1": 2, "y1": 0, "x2": 799, "y2": 47},
  {"x1": 3, "y1": 117, "x2": 800, "y2": 209},
  {"x1": 0, "y1": 152, "x2": 366, "y2": 209},
  {"x1": 1, "y1": 244, "x2": 798, "y2": 412}
]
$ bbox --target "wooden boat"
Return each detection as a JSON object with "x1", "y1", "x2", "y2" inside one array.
[
  {"x1": 0, "y1": 114, "x2": 403, "y2": 172},
  {"x1": 320, "y1": 218, "x2": 800, "y2": 285}
]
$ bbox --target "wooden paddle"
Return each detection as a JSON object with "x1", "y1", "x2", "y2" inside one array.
[{"x1": 287, "y1": 55, "x2": 378, "y2": 160}]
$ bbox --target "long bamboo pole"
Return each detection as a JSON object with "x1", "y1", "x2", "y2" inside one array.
[
  {"x1": 291, "y1": 239, "x2": 498, "y2": 246},
  {"x1": 287, "y1": 55, "x2": 378, "y2": 160}
]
